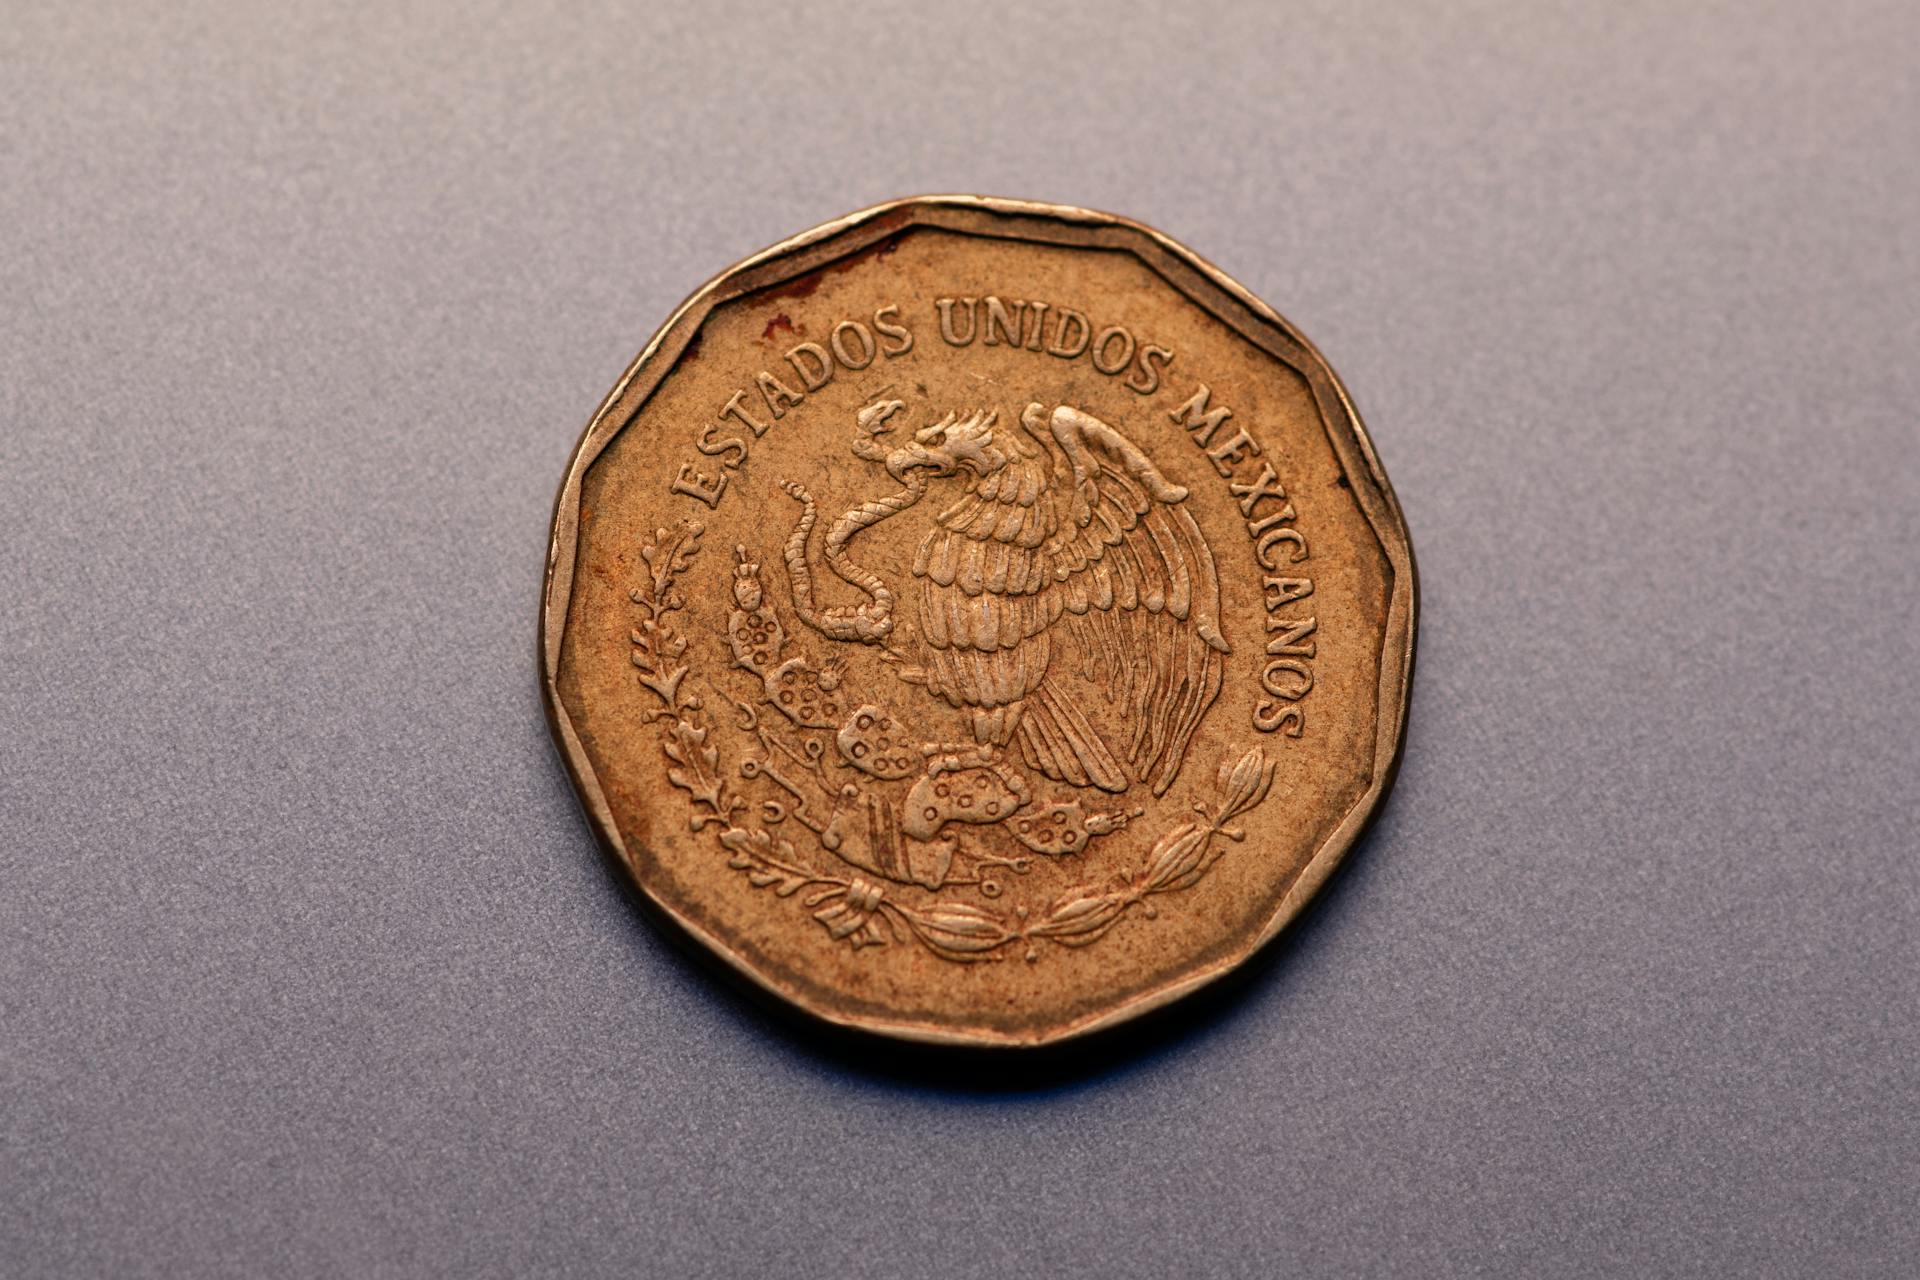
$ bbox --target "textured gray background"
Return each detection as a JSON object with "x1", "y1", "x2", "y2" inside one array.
[{"x1": 3, "y1": 1, "x2": 1916, "y2": 1276}]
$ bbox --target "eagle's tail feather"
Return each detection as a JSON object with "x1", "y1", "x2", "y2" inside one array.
[{"x1": 1020, "y1": 677, "x2": 1129, "y2": 794}]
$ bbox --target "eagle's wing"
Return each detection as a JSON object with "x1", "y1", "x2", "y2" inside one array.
[
  {"x1": 910, "y1": 404, "x2": 1229, "y2": 796},
  {"x1": 1027, "y1": 405, "x2": 1229, "y2": 795}
]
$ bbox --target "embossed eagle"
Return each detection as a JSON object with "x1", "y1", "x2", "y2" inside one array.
[{"x1": 779, "y1": 399, "x2": 1229, "y2": 796}]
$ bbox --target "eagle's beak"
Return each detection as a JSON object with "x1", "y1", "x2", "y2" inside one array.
[{"x1": 886, "y1": 441, "x2": 951, "y2": 480}]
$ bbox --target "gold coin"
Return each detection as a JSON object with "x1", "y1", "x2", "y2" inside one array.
[{"x1": 541, "y1": 197, "x2": 1415, "y2": 1047}]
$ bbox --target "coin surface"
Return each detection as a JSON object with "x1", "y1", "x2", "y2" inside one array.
[{"x1": 541, "y1": 197, "x2": 1415, "y2": 1047}]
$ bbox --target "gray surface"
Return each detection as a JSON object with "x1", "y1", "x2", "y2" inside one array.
[{"x1": 3, "y1": 1, "x2": 1916, "y2": 1275}]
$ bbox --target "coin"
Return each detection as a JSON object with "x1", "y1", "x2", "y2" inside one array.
[{"x1": 540, "y1": 197, "x2": 1415, "y2": 1047}]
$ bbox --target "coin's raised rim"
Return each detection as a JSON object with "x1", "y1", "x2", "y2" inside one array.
[{"x1": 540, "y1": 195, "x2": 1417, "y2": 1048}]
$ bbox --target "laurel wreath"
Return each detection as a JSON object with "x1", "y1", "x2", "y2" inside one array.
[{"x1": 629, "y1": 519, "x2": 1278, "y2": 963}]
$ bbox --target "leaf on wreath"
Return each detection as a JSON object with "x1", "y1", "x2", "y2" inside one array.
[
  {"x1": 667, "y1": 524, "x2": 704, "y2": 575},
  {"x1": 720, "y1": 826, "x2": 768, "y2": 856},
  {"x1": 1138, "y1": 823, "x2": 1210, "y2": 894},
  {"x1": 1031, "y1": 891, "x2": 1129, "y2": 944},
  {"x1": 1219, "y1": 747, "x2": 1277, "y2": 819},
  {"x1": 719, "y1": 828, "x2": 756, "y2": 869},
  {"x1": 638, "y1": 667, "x2": 688, "y2": 706},
  {"x1": 1042, "y1": 885, "x2": 1108, "y2": 920},
  {"x1": 899, "y1": 901, "x2": 1016, "y2": 955}
]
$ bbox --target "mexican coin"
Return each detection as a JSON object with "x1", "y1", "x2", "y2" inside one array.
[{"x1": 540, "y1": 196, "x2": 1415, "y2": 1047}]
